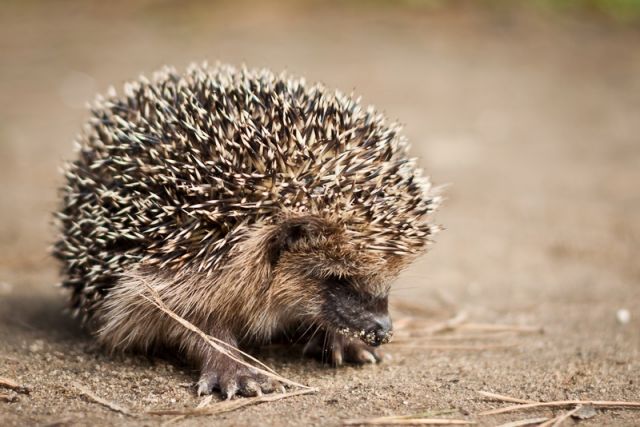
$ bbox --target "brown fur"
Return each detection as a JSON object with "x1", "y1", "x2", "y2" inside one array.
[{"x1": 94, "y1": 214, "x2": 410, "y2": 396}]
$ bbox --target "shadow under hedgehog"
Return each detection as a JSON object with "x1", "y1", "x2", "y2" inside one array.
[{"x1": 53, "y1": 63, "x2": 441, "y2": 399}]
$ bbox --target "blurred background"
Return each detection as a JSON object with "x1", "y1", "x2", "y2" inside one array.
[
  {"x1": 1, "y1": 1, "x2": 639, "y2": 425},
  {"x1": 2, "y1": 0, "x2": 639, "y2": 302}
]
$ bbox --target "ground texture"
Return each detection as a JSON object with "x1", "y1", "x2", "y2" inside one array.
[{"x1": 1, "y1": 2, "x2": 639, "y2": 426}]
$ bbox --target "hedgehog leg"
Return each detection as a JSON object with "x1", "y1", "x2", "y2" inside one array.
[{"x1": 196, "y1": 337, "x2": 283, "y2": 398}]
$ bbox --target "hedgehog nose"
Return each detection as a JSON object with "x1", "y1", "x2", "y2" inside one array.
[{"x1": 370, "y1": 315, "x2": 393, "y2": 346}]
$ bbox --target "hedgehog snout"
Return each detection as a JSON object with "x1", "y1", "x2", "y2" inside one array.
[
  {"x1": 321, "y1": 282, "x2": 395, "y2": 346},
  {"x1": 366, "y1": 314, "x2": 393, "y2": 346}
]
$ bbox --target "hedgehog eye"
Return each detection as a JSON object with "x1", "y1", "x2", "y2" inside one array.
[
  {"x1": 325, "y1": 274, "x2": 351, "y2": 288},
  {"x1": 284, "y1": 224, "x2": 308, "y2": 246}
]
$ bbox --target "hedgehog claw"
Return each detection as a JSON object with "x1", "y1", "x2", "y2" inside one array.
[
  {"x1": 343, "y1": 337, "x2": 384, "y2": 364},
  {"x1": 332, "y1": 342, "x2": 344, "y2": 366},
  {"x1": 238, "y1": 377, "x2": 262, "y2": 397},
  {"x1": 304, "y1": 333, "x2": 386, "y2": 366},
  {"x1": 196, "y1": 373, "x2": 218, "y2": 396},
  {"x1": 199, "y1": 360, "x2": 283, "y2": 399},
  {"x1": 355, "y1": 348, "x2": 377, "y2": 364},
  {"x1": 220, "y1": 382, "x2": 238, "y2": 400}
]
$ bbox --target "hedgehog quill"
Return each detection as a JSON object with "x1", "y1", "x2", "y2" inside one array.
[{"x1": 54, "y1": 63, "x2": 441, "y2": 399}]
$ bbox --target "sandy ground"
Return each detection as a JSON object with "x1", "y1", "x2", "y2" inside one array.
[{"x1": 1, "y1": 1, "x2": 639, "y2": 426}]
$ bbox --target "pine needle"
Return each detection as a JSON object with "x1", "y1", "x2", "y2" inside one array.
[
  {"x1": 343, "y1": 416, "x2": 475, "y2": 425},
  {"x1": 0, "y1": 377, "x2": 29, "y2": 394},
  {"x1": 147, "y1": 388, "x2": 316, "y2": 416},
  {"x1": 458, "y1": 324, "x2": 543, "y2": 334},
  {"x1": 478, "y1": 391, "x2": 535, "y2": 404},
  {"x1": 478, "y1": 390, "x2": 640, "y2": 416},
  {"x1": 73, "y1": 382, "x2": 135, "y2": 417},
  {"x1": 495, "y1": 417, "x2": 549, "y2": 427},
  {"x1": 538, "y1": 406, "x2": 582, "y2": 427}
]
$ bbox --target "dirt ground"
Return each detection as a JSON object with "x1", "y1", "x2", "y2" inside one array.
[{"x1": 1, "y1": 1, "x2": 639, "y2": 426}]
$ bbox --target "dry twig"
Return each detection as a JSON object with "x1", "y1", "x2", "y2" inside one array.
[
  {"x1": 391, "y1": 300, "x2": 442, "y2": 318},
  {"x1": 392, "y1": 312, "x2": 468, "y2": 334},
  {"x1": 343, "y1": 415, "x2": 475, "y2": 425},
  {"x1": 161, "y1": 415, "x2": 186, "y2": 426},
  {"x1": 423, "y1": 312, "x2": 469, "y2": 334},
  {"x1": 0, "y1": 377, "x2": 29, "y2": 394},
  {"x1": 73, "y1": 382, "x2": 134, "y2": 417},
  {"x1": 196, "y1": 395, "x2": 214, "y2": 408},
  {"x1": 393, "y1": 313, "x2": 541, "y2": 339},
  {"x1": 478, "y1": 391, "x2": 535, "y2": 404},
  {"x1": 147, "y1": 388, "x2": 316, "y2": 416},
  {"x1": 68, "y1": 278, "x2": 317, "y2": 422},
  {"x1": 458, "y1": 324, "x2": 543, "y2": 334},
  {"x1": 0, "y1": 392, "x2": 18, "y2": 403},
  {"x1": 138, "y1": 277, "x2": 313, "y2": 391},
  {"x1": 538, "y1": 405, "x2": 582, "y2": 427},
  {"x1": 0, "y1": 377, "x2": 21, "y2": 389},
  {"x1": 480, "y1": 399, "x2": 640, "y2": 416},
  {"x1": 478, "y1": 391, "x2": 640, "y2": 416},
  {"x1": 495, "y1": 417, "x2": 549, "y2": 427}
]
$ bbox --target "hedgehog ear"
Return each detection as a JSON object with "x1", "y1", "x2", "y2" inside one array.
[{"x1": 266, "y1": 216, "x2": 326, "y2": 264}]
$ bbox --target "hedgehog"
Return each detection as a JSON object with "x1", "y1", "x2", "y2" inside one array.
[{"x1": 53, "y1": 63, "x2": 441, "y2": 398}]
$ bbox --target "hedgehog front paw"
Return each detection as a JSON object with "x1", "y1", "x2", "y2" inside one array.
[
  {"x1": 304, "y1": 333, "x2": 386, "y2": 366},
  {"x1": 197, "y1": 360, "x2": 284, "y2": 399}
]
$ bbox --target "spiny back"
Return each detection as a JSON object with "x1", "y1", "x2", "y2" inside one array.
[{"x1": 54, "y1": 64, "x2": 439, "y2": 315}]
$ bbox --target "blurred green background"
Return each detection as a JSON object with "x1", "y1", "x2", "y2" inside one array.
[{"x1": 387, "y1": 0, "x2": 640, "y2": 24}]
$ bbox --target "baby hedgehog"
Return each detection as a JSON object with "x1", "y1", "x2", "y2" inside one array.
[{"x1": 54, "y1": 64, "x2": 441, "y2": 398}]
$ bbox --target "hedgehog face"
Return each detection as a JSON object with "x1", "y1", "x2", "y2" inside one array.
[
  {"x1": 268, "y1": 216, "x2": 397, "y2": 346},
  {"x1": 318, "y1": 274, "x2": 393, "y2": 346}
]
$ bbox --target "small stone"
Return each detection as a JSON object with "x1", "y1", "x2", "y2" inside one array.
[
  {"x1": 616, "y1": 309, "x2": 631, "y2": 324},
  {"x1": 572, "y1": 404, "x2": 597, "y2": 420}
]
